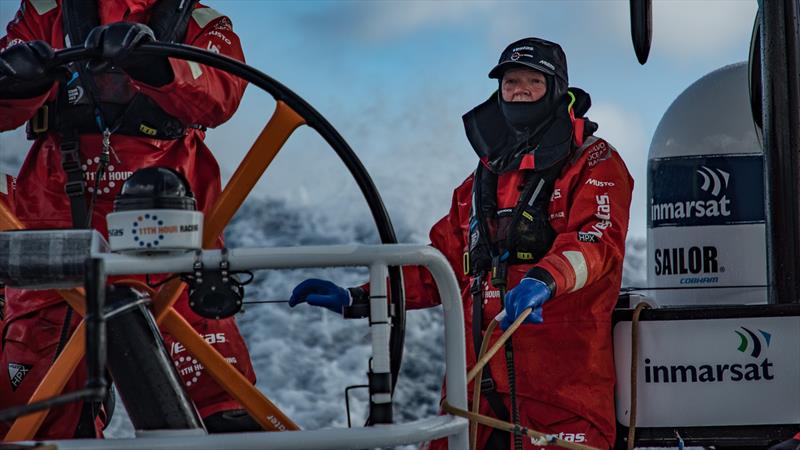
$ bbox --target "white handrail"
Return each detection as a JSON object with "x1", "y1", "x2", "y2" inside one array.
[{"x1": 55, "y1": 243, "x2": 469, "y2": 450}]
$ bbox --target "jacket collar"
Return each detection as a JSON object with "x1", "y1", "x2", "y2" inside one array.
[
  {"x1": 464, "y1": 88, "x2": 595, "y2": 174},
  {"x1": 99, "y1": 0, "x2": 157, "y2": 23}
]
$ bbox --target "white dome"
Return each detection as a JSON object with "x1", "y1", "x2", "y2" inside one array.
[{"x1": 646, "y1": 62, "x2": 766, "y2": 306}]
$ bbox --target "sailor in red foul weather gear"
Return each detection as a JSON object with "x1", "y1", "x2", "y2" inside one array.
[
  {"x1": 289, "y1": 37, "x2": 632, "y2": 449},
  {"x1": 0, "y1": 0, "x2": 257, "y2": 439}
]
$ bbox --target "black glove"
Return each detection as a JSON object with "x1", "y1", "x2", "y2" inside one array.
[
  {"x1": 84, "y1": 22, "x2": 174, "y2": 87},
  {"x1": 0, "y1": 40, "x2": 61, "y2": 99}
]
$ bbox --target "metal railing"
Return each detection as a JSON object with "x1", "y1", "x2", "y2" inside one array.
[{"x1": 21, "y1": 243, "x2": 469, "y2": 450}]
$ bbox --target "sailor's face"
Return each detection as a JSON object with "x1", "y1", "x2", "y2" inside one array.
[{"x1": 501, "y1": 68, "x2": 547, "y2": 102}]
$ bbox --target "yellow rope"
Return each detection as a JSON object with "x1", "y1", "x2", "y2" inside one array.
[
  {"x1": 467, "y1": 309, "x2": 530, "y2": 384},
  {"x1": 470, "y1": 319, "x2": 498, "y2": 449}
]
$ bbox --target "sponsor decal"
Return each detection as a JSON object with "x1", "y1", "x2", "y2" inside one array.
[
  {"x1": 650, "y1": 196, "x2": 731, "y2": 223},
  {"x1": 174, "y1": 354, "x2": 204, "y2": 387},
  {"x1": 586, "y1": 141, "x2": 610, "y2": 167},
  {"x1": 512, "y1": 46, "x2": 536, "y2": 52},
  {"x1": 644, "y1": 327, "x2": 774, "y2": 384},
  {"x1": 207, "y1": 30, "x2": 232, "y2": 45},
  {"x1": 735, "y1": 327, "x2": 771, "y2": 358},
  {"x1": 171, "y1": 333, "x2": 233, "y2": 387},
  {"x1": 483, "y1": 289, "x2": 500, "y2": 299},
  {"x1": 206, "y1": 40, "x2": 220, "y2": 54},
  {"x1": 531, "y1": 432, "x2": 586, "y2": 445},
  {"x1": 67, "y1": 85, "x2": 84, "y2": 104},
  {"x1": 537, "y1": 59, "x2": 555, "y2": 71},
  {"x1": 516, "y1": 251, "x2": 534, "y2": 260},
  {"x1": 653, "y1": 245, "x2": 723, "y2": 284},
  {"x1": 648, "y1": 155, "x2": 764, "y2": 228},
  {"x1": 267, "y1": 414, "x2": 288, "y2": 431},
  {"x1": 585, "y1": 178, "x2": 615, "y2": 188},
  {"x1": 697, "y1": 166, "x2": 729, "y2": 196},
  {"x1": 125, "y1": 213, "x2": 200, "y2": 249},
  {"x1": 550, "y1": 211, "x2": 565, "y2": 219},
  {"x1": 577, "y1": 232, "x2": 599, "y2": 243},
  {"x1": 550, "y1": 188, "x2": 562, "y2": 201},
  {"x1": 580, "y1": 194, "x2": 611, "y2": 240},
  {"x1": 171, "y1": 333, "x2": 227, "y2": 355},
  {"x1": 8, "y1": 362, "x2": 31, "y2": 391},
  {"x1": 82, "y1": 158, "x2": 133, "y2": 196},
  {"x1": 213, "y1": 16, "x2": 233, "y2": 31},
  {"x1": 3, "y1": 38, "x2": 24, "y2": 51},
  {"x1": 510, "y1": 51, "x2": 532, "y2": 61}
]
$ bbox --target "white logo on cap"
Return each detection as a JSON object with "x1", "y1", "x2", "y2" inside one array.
[
  {"x1": 538, "y1": 60, "x2": 555, "y2": 70},
  {"x1": 511, "y1": 52, "x2": 534, "y2": 61},
  {"x1": 512, "y1": 46, "x2": 536, "y2": 52}
]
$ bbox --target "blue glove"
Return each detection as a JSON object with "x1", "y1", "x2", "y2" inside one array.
[
  {"x1": 500, "y1": 278, "x2": 552, "y2": 330},
  {"x1": 289, "y1": 279, "x2": 351, "y2": 314}
]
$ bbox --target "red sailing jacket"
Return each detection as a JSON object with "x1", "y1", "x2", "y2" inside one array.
[
  {"x1": 0, "y1": 0, "x2": 255, "y2": 438},
  {"x1": 0, "y1": 0, "x2": 245, "y2": 323},
  {"x1": 407, "y1": 135, "x2": 633, "y2": 448}
]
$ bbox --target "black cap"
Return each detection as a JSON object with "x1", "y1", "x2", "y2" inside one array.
[{"x1": 488, "y1": 37, "x2": 568, "y2": 85}]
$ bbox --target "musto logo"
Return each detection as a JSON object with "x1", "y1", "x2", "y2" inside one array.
[
  {"x1": 648, "y1": 155, "x2": 765, "y2": 228},
  {"x1": 653, "y1": 245, "x2": 722, "y2": 284},
  {"x1": 644, "y1": 327, "x2": 774, "y2": 384}
]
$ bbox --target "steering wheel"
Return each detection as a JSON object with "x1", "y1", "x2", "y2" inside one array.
[{"x1": 0, "y1": 42, "x2": 406, "y2": 427}]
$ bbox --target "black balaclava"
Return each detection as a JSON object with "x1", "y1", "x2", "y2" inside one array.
[{"x1": 498, "y1": 75, "x2": 559, "y2": 134}]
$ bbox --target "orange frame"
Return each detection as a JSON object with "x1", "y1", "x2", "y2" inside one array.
[{"x1": 2, "y1": 101, "x2": 305, "y2": 441}]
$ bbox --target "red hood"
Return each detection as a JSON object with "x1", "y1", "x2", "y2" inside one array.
[{"x1": 99, "y1": 0, "x2": 158, "y2": 23}]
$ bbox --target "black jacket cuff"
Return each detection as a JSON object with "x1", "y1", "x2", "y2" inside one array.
[{"x1": 524, "y1": 267, "x2": 556, "y2": 297}]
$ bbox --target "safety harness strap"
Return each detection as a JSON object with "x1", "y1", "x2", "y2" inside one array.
[
  {"x1": 60, "y1": 132, "x2": 90, "y2": 228},
  {"x1": 471, "y1": 277, "x2": 510, "y2": 423},
  {"x1": 58, "y1": 0, "x2": 99, "y2": 228}
]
